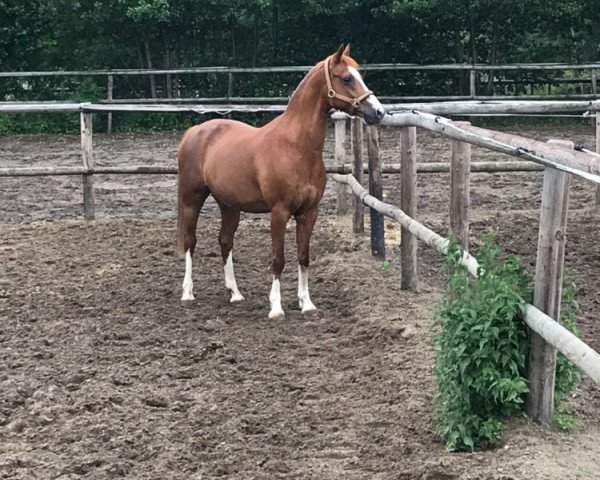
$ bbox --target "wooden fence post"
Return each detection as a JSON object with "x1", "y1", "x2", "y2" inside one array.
[
  {"x1": 450, "y1": 122, "x2": 472, "y2": 248},
  {"x1": 107, "y1": 74, "x2": 113, "y2": 134},
  {"x1": 366, "y1": 125, "x2": 385, "y2": 259},
  {"x1": 469, "y1": 69, "x2": 476, "y2": 97},
  {"x1": 227, "y1": 73, "x2": 234, "y2": 99},
  {"x1": 166, "y1": 74, "x2": 173, "y2": 98},
  {"x1": 400, "y1": 126, "x2": 417, "y2": 290},
  {"x1": 81, "y1": 112, "x2": 95, "y2": 220},
  {"x1": 526, "y1": 138, "x2": 573, "y2": 424},
  {"x1": 351, "y1": 117, "x2": 365, "y2": 233},
  {"x1": 591, "y1": 69, "x2": 597, "y2": 95},
  {"x1": 333, "y1": 112, "x2": 349, "y2": 215}
]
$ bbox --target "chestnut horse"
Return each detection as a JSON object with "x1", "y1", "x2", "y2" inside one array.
[{"x1": 176, "y1": 44, "x2": 384, "y2": 319}]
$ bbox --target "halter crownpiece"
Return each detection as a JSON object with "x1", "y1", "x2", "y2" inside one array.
[{"x1": 324, "y1": 57, "x2": 373, "y2": 113}]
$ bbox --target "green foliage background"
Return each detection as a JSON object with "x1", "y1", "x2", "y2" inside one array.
[{"x1": 1, "y1": 0, "x2": 599, "y2": 132}]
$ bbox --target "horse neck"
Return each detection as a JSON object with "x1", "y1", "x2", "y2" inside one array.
[{"x1": 278, "y1": 63, "x2": 330, "y2": 152}]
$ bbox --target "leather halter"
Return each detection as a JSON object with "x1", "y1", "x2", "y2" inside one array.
[{"x1": 324, "y1": 57, "x2": 373, "y2": 113}]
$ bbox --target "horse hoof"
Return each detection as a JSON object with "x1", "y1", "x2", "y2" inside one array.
[
  {"x1": 230, "y1": 293, "x2": 245, "y2": 303},
  {"x1": 181, "y1": 294, "x2": 195, "y2": 302},
  {"x1": 268, "y1": 309, "x2": 285, "y2": 320},
  {"x1": 302, "y1": 304, "x2": 317, "y2": 314},
  {"x1": 299, "y1": 298, "x2": 317, "y2": 313}
]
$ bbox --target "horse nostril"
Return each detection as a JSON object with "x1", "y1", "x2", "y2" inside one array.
[{"x1": 377, "y1": 108, "x2": 386, "y2": 119}]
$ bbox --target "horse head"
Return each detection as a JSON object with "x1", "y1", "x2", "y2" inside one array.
[{"x1": 325, "y1": 44, "x2": 385, "y2": 125}]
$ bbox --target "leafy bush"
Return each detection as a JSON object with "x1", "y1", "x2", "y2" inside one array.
[
  {"x1": 434, "y1": 235, "x2": 583, "y2": 450},
  {"x1": 434, "y1": 236, "x2": 531, "y2": 451}
]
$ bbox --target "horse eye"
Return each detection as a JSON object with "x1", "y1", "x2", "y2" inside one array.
[{"x1": 342, "y1": 76, "x2": 353, "y2": 84}]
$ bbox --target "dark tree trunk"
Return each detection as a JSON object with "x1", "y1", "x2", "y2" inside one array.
[
  {"x1": 488, "y1": 9, "x2": 499, "y2": 95},
  {"x1": 469, "y1": 7, "x2": 477, "y2": 63},
  {"x1": 230, "y1": 16, "x2": 236, "y2": 65},
  {"x1": 454, "y1": 18, "x2": 466, "y2": 95},
  {"x1": 272, "y1": 1, "x2": 279, "y2": 62},
  {"x1": 144, "y1": 39, "x2": 157, "y2": 98},
  {"x1": 165, "y1": 46, "x2": 172, "y2": 98},
  {"x1": 136, "y1": 41, "x2": 145, "y2": 69},
  {"x1": 217, "y1": 26, "x2": 225, "y2": 64},
  {"x1": 251, "y1": 9, "x2": 261, "y2": 67}
]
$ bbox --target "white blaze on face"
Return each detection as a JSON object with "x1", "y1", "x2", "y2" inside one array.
[
  {"x1": 181, "y1": 249, "x2": 194, "y2": 301},
  {"x1": 224, "y1": 251, "x2": 244, "y2": 302},
  {"x1": 269, "y1": 277, "x2": 284, "y2": 319},
  {"x1": 348, "y1": 66, "x2": 384, "y2": 112}
]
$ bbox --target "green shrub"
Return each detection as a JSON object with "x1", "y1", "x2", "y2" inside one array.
[
  {"x1": 434, "y1": 236, "x2": 531, "y2": 451},
  {"x1": 434, "y1": 235, "x2": 583, "y2": 450}
]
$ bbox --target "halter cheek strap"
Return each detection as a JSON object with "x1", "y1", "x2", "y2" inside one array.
[{"x1": 324, "y1": 57, "x2": 373, "y2": 113}]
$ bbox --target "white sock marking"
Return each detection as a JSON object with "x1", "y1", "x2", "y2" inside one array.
[
  {"x1": 181, "y1": 249, "x2": 194, "y2": 301},
  {"x1": 224, "y1": 251, "x2": 244, "y2": 302},
  {"x1": 348, "y1": 66, "x2": 384, "y2": 112},
  {"x1": 269, "y1": 277, "x2": 284, "y2": 319},
  {"x1": 298, "y1": 265, "x2": 316, "y2": 313}
]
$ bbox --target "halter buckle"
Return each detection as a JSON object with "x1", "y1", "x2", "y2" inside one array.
[{"x1": 327, "y1": 89, "x2": 336, "y2": 99}]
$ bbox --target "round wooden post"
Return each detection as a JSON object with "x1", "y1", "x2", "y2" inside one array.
[
  {"x1": 333, "y1": 112, "x2": 349, "y2": 215},
  {"x1": 227, "y1": 72, "x2": 234, "y2": 99},
  {"x1": 400, "y1": 126, "x2": 417, "y2": 290},
  {"x1": 366, "y1": 125, "x2": 385, "y2": 259},
  {"x1": 107, "y1": 74, "x2": 114, "y2": 134},
  {"x1": 351, "y1": 117, "x2": 365, "y2": 233},
  {"x1": 166, "y1": 73, "x2": 173, "y2": 98},
  {"x1": 225, "y1": 73, "x2": 235, "y2": 119},
  {"x1": 469, "y1": 69, "x2": 476, "y2": 97},
  {"x1": 526, "y1": 139, "x2": 573, "y2": 424},
  {"x1": 591, "y1": 69, "x2": 597, "y2": 95},
  {"x1": 450, "y1": 122, "x2": 471, "y2": 248},
  {"x1": 81, "y1": 112, "x2": 95, "y2": 220}
]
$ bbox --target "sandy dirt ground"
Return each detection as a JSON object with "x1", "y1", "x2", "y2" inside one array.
[{"x1": 1, "y1": 125, "x2": 599, "y2": 479}]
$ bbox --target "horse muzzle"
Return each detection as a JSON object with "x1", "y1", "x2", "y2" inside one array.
[{"x1": 362, "y1": 106, "x2": 386, "y2": 126}]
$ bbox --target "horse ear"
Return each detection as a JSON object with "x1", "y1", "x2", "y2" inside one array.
[
  {"x1": 332, "y1": 43, "x2": 345, "y2": 63},
  {"x1": 343, "y1": 44, "x2": 351, "y2": 56}
]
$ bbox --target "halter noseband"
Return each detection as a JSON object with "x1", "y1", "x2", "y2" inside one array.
[{"x1": 324, "y1": 57, "x2": 373, "y2": 113}]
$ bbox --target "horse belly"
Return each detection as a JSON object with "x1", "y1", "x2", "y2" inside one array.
[
  {"x1": 214, "y1": 184, "x2": 270, "y2": 213},
  {"x1": 204, "y1": 152, "x2": 269, "y2": 213}
]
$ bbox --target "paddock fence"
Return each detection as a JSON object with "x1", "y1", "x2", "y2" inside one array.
[
  {"x1": 2, "y1": 100, "x2": 600, "y2": 219},
  {"x1": 329, "y1": 109, "x2": 600, "y2": 426},
  {"x1": 3, "y1": 62, "x2": 600, "y2": 107}
]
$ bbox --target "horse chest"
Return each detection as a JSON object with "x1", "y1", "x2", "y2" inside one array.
[{"x1": 289, "y1": 171, "x2": 325, "y2": 211}]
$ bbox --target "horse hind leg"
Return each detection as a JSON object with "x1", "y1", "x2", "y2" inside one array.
[
  {"x1": 177, "y1": 186, "x2": 210, "y2": 301},
  {"x1": 217, "y1": 203, "x2": 244, "y2": 303}
]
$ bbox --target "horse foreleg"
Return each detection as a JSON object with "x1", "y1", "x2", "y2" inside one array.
[
  {"x1": 269, "y1": 205, "x2": 291, "y2": 319},
  {"x1": 218, "y1": 204, "x2": 244, "y2": 303},
  {"x1": 296, "y1": 209, "x2": 318, "y2": 313}
]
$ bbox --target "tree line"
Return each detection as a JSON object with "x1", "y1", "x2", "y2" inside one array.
[
  {"x1": 2, "y1": 0, "x2": 598, "y2": 72},
  {"x1": 1, "y1": 0, "x2": 598, "y2": 133}
]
